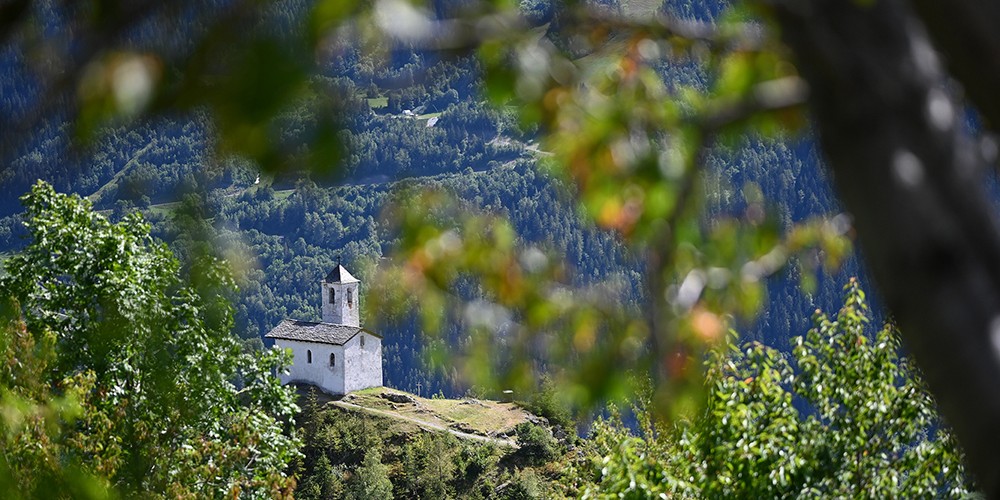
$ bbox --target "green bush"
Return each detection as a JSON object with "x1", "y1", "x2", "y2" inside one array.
[
  {"x1": 575, "y1": 281, "x2": 974, "y2": 497},
  {"x1": 514, "y1": 423, "x2": 559, "y2": 466}
]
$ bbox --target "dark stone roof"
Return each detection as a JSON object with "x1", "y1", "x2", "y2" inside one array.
[
  {"x1": 324, "y1": 265, "x2": 359, "y2": 284},
  {"x1": 264, "y1": 319, "x2": 379, "y2": 345}
]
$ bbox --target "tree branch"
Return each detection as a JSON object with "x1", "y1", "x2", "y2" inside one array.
[
  {"x1": 569, "y1": 5, "x2": 765, "y2": 52},
  {"x1": 698, "y1": 76, "x2": 809, "y2": 133}
]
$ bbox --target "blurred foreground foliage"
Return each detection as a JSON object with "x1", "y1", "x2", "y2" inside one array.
[{"x1": 0, "y1": 181, "x2": 300, "y2": 498}]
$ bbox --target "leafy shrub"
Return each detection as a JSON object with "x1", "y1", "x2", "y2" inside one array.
[
  {"x1": 514, "y1": 422, "x2": 559, "y2": 466},
  {"x1": 575, "y1": 280, "x2": 974, "y2": 497}
]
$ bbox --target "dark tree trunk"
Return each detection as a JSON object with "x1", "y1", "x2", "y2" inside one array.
[
  {"x1": 909, "y1": 0, "x2": 1000, "y2": 129},
  {"x1": 772, "y1": 0, "x2": 1000, "y2": 493}
]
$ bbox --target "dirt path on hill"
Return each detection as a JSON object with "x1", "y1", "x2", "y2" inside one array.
[{"x1": 330, "y1": 400, "x2": 517, "y2": 448}]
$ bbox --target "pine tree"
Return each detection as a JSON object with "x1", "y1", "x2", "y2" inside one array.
[{"x1": 346, "y1": 448, "x2": 393, "y2": 500}]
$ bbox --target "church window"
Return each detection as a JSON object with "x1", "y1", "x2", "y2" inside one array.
[
  {"x1": 347, "y1": 289, "x2": 353, "y2": 308},
  {"x1": 329, "y1": 288, "x2": 335, "y2": 304},
  {"x1": 307, "y1": 350, "x2": 312, "y2": 363},
  {"x1": 330, "y1": 353, "x2": 336, "y2": 367}
]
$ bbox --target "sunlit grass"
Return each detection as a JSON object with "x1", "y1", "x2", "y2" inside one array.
[
  {"x1": 146, "y1": 201, "x2": 180, "y2": 218},
  {"x1": 367, "y1": 96, "x2": 388, "y2": 108},
  {"x1": 345, "y1": 387, "x2": 531, "y2": 437}
]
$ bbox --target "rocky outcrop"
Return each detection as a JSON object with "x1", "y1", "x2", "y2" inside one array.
[{"x1": 380, "y1": 391, "x2": 416, "y2": 404}]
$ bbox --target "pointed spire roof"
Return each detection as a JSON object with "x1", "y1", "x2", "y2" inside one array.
[{"x1": 324, "y1": 265, "x2": 359, "y2": 284}]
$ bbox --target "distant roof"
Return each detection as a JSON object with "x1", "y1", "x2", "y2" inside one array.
[
  {"x1": 324, "y1": 265, "x2": 359, "y2": 283},
  {"x1": 264, "y1": 319, "x2": 380, "y2": 346}
]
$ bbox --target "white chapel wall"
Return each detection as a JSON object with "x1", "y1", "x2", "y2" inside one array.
[
  {"x1": 276, "y1": 339, "x2": 345, "y2": 395},
  {"x1": 343, "y1": 333, "x2": 383, "y2": 393}
]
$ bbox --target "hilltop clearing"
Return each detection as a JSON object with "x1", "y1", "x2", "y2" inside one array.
[
  {"x1": 293, "y1": 385, "x2": 572, "y2": 499},
  {"x1": 340, "y1": 387, "x2": 538, "y2": 445},
  {"x1": 292, "y1": 384, "x2": 544, "y2": 447}
]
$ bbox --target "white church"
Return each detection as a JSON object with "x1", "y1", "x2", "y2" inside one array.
[{"x1": 265, "y1": 265, "x2": 383, "y2": 395}]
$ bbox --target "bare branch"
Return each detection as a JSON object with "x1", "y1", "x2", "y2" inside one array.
[
  {"x1": 373, "y1": 0, "x2": 528, "y2": 51},
  {"x1": 570, "y1": 5, "x2": 765, "y2": 52},
  {"x1": 698, "y1": 76, "x2": 809, "y2": 132},
  {"x1": 373, "y1": 2, "x2": 763, "y2": 55}
]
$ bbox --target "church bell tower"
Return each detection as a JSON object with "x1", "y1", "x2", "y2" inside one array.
[{"x1": 321, "y1": 264, "x2": 360, "y2": 327}]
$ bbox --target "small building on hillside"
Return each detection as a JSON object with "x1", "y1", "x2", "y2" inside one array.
[{"x1": 265, "y1": 265, "x2": 383, "y2": 395}]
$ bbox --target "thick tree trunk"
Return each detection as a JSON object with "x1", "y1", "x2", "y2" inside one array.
[
  {"x1": 772, "y1": 0, "x2": 1000, "y2": 493},
  {"x1": 909, "y1": 0, "x2": 1000, "y2": 129}
]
